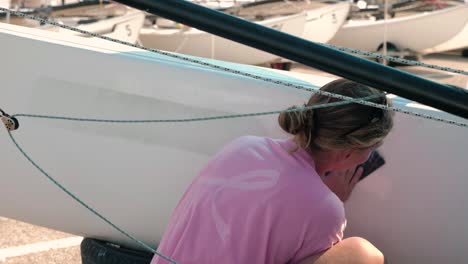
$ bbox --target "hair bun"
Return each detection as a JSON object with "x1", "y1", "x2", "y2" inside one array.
[{"x1": 278, "y1": 106, "x2": 310, "y2": 135}]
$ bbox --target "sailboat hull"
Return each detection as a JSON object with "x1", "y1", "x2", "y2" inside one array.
[
  {"x1": 329, "y1": 5, "x2": 468, "y2": 53},
  {"x1": 420, "y1": 17, "x2": 468, "y2": 54},
  {"x1": 0, "y1": 22, "x2": 467, "y2": 264},
  {"x1": 45, "y1": 9, "x2": 145, "y2": 44},
  {"x1": 0, "y1": 0, "x2": 10, "y2": 8},
  {"x1": 139, "y1": 13, "x2": 306, "y2": 65},
  {"x1": 302, "y1": 1, "x2": 350, "y2": 43}
]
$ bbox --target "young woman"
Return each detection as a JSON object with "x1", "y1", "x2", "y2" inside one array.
[{"x1": 152, "y1": 79, "x2": 393, "y2": 264}]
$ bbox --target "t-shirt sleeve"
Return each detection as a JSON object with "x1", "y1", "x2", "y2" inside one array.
[{"x1": 290, "y1": 194, "x2": 346, "y2": 264}]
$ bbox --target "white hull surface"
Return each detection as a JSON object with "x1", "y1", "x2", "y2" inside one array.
[
  {"x1": 10, "y1": 0, "x2": 81, "y2": 7},
  {"x1": 0, "y1": 0, "x2": 10, "y2": 8},
  {"x1": 420, "y1": 12, "x2": 468, "y2": 54},
  {"x1": 302, "y1": 1, "x2": 349, "y2": 43},
  {"x1": 44, "y1": 9, "x2": 145, "y2": 44},
  {"x1": 139, "y1": 2, "x2": 349, "y2": 65},
  {"x1": 1, "y1": 23, "x2": 468, "y2": 264},
  {"x1": 329, "y1": 5, "x2": 468, "y2": 53},
  {"x1": 191, "y1": 0, "x2": 255, "y2": 9},
  {"x1": 52, "y1": 10, "x2": 145, "y2": 44},
  {"x1": 3, "y1": 7, "x2": 145, "y2": 44},
  {"x1": 139, "y1": 13, "x2": 306, "y2": 65}
]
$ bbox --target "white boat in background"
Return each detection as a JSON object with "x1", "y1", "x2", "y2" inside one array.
[
  {"x1": 329, "y1": 4, "x2": 468, "y2": 54},
  {"x1": 10, "y1": 0, "x2": 82, "y2": 8},
  {"x1": 224, "y1": 0, "x2": 350, "y2": 43},
  {"x1": 1, "y1": 3, "x2": 145, "y2": 43},
  {"x1": 420, "y1": 11, "x2": 468, "y2": 54},
  {"x1": 0, "y1": 0, "x2": 10, "y2": 8},
  {"x1": 1, "y1": 21, "x2": 467, "y2": 264},
  {"x1": 10, "y1": 0, "x2": 41, "y2": 8},
  {"x1": 139, "y1": 0, "x2": 349, "y2": 65},
  {"x1": 191, "y1": 0, "x2": 254, "y2": 9},
  {"x1": 43, "y1": 8, "x2": 145, "y2": 44},
  {"x1": 139, "y1": 13, "x2": 306, "y2": 65},
  {"x1": 302, "y1": 1, "x2": 349, "y2": 44},
  {"x1": 48, "y1": 0, "x2": 127, "y2": 17}
]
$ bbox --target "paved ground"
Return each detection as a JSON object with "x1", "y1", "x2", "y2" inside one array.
[
  {"x1": 0, "y1": 217, "x2": 81, "y2": 263},
  {"x1": 1, "y1": 52, "x2": 466, "y2": 264}
]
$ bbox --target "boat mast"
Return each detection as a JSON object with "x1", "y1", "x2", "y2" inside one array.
[{"x1": 113, "y1": 0, "x2": 468, "y2": 119}]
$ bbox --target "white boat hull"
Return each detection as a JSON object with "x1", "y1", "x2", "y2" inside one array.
[
  {"x1": 329, "y1": 5, "x2": 468, "y2": 53},
  {"x1": 0, "y1": 0, "x2": 10, "y2": 8},
  {"x1": 1, "y1": 22, "x2": 467, "y2": 264},
  {"x1": 302, "y1": 1, "x2": 350, "y2": 43},
  {"x1": 2, "y1": 7, "x2": 145, "y2": 44},
  {"x1": 139, "y1": 2, "x2": 350, "y2": 65},
  {"x1": 47, "y1": 9, "x2": 145, "y2": 44},
  {"x1": 139, "y1": 13, "x2": 306, "y2": 65},
  {"x1": 191, "y1": 0, "x2": 255, "y2": 9},
  {"x1": 420, "y1": 14, "x2": 468, "y2": 54}
]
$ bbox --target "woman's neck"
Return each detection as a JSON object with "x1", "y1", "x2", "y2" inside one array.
[
  {"x1": 307, "y1": 148, "x2": 339, "y2": 177},
  {"x1": 291, "y1": 137, "x2": 339, "y2": 176}
]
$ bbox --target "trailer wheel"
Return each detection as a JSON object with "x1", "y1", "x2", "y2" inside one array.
[
  {"x1": 375, "y1": 42, "x2": 418, "y2": 67},
  {"x1": 377, "y1": 42, "x2": 399, "y2": 54},
  {"x1": 376, "y1": 42, "x2": 399, "y2": 66},
  {"x1": 81, "y1": 238, "x2": 154, "y2": 264}
]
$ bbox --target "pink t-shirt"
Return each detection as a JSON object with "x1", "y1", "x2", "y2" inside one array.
[{"x1": 152, "y1": 136, "x2": 346, "y2": 264}]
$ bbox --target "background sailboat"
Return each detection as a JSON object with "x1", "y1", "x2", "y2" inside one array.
[
  {"x1": 419, "y1": 4, "x2": 468, "y2": 54},
  {"x1": 139, "y1": 0, "x2": 350, "y2": 65},
  {"x1": 0, "y1": 2, "x2": 145, "y2": 43},
  {"x1": 329, "y1": 3, "x2": 468, "y2": 55},
  {"x1": 0, "y1": 0, "x2": 10, "y2": 8},
  {"x1": 139, "y1": 12, "x2": 307, "y2": 65}
]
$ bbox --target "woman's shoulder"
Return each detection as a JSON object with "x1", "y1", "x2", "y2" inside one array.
[
  {"x1": 206, "y1": 136, "x2": 275, "y2": 167},
  {"x1": 278, "y1": 171, "x2": 344, "y2": 218},
  {"x1": 229, "y1": 135, "x2": 270, "y2": 146},
  {"x1": 228, "y1": 135, "x2": 295, "y2": 150},
  {"x1": 220, "y1": 135, "x2": 275, "y2": 154}
]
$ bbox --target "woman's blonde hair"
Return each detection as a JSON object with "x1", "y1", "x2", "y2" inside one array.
[{"x1": 278, "y1": 79, "x2": 394, "y2": 151}]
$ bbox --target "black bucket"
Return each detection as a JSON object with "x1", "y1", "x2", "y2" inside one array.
[{"x1": 81, "y1": 238, "x2": 153, "y2": 264}]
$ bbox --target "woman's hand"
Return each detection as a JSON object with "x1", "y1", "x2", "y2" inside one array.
[{"x1": 322, "y1": 167, "x2": 363, "y2": 202}]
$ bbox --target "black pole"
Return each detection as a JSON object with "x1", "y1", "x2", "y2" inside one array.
[{"x1": 114, "y1": 0, "x2": 468, "y2": 119}]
